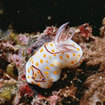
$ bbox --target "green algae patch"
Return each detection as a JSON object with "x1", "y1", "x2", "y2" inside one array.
[{"x1": 0, "y1": 85, "x2": 17, "y2": 101}]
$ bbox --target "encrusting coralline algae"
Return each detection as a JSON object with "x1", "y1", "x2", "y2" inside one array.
[{"x1": 0, "y1": 18, "x2": 105, "y2": 105}]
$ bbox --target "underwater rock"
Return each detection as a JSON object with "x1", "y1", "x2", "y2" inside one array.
[{"x1": 1, "y1": 17, "x2": 105, "y2": 104}]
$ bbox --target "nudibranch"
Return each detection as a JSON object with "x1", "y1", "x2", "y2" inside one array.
[{"x1": 26, "y1": 23, "x2": 84, "y2": 88}]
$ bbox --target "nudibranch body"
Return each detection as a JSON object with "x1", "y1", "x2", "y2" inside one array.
[{"x1": 26, "y1": 23, "x2": 84, "y2": 88}]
